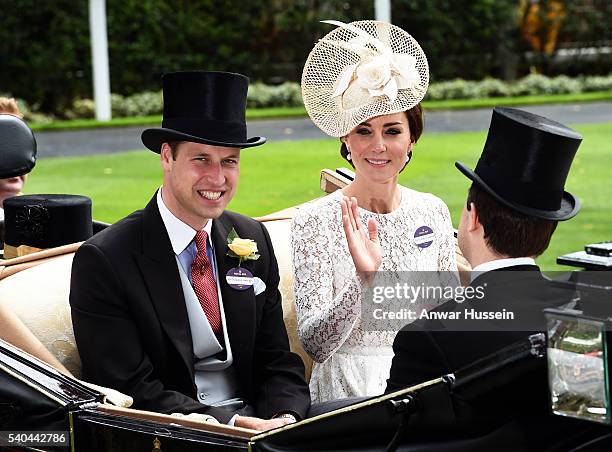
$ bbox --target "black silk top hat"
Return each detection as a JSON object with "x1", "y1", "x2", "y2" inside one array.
[
  {"x1": 141, "y1": 71, "x2": 266, "y2": 153},
  {"x1": 0, "y1": 114, "x2": 37, "y2": 178},
  {"x1": 3, "y1": 194, "x2": 93, "y2": 259},
  {"x1": 455, "y1": 107, "x2": 582, "y2": 221}
]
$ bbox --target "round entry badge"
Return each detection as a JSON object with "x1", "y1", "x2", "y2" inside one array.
[
  {"x1": 226, "y1": 267, "x2": 254, "y2": 291},
  {"x1": 413, "y1": 225, "x2": 434, "y2": 249}
]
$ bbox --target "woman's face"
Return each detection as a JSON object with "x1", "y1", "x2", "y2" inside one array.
[{"x1": 342, "y1": 112, "x2": 413, "y2": 184}]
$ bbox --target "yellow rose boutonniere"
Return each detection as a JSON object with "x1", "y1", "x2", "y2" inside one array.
[{"x1": 226, "y1": 228, "x2": 260, "y2": 266}]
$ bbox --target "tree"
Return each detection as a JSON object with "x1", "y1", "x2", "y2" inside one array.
[
  {"x1": 392, "y1": 0, "x2": 519, "y2": 80},
  {"x1": 0, "y1": 0, "x2": 91, "y2": 112}
]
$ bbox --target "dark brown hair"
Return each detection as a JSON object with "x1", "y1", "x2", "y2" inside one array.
[
  {"x1": 166, "y1": 141, "x2": 183, "y2": 159},
  {"x1": 467, "y1": 183, "x2": 558, "y2": 258},
  {"x1": 340, "y1": 103, "x2": 424, "y2": 169}
]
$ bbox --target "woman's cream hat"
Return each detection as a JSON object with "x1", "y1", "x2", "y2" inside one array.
[{"x1": 302, "y1": 20, "x2": 429, "y2": 137}]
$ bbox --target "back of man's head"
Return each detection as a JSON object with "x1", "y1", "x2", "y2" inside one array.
[{"x1": 467, "y1": 183, "x2": 558, "y2": 258}]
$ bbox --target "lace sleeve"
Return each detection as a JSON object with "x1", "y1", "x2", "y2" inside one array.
[
  {"x1": 433, "y1": 199, "x2": 460, "y2": 294},
  {"x1": 435, "y1": 199, "x2": 459, "y2": 273},
  {"x1": 291, "y1": 205, "x2": 362, "y2": 363}
]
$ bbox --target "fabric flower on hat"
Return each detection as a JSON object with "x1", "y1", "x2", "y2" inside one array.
[
  {"x1": 301, "y1": 19, "x2": 429, "y2": 137},
  {"x1": 323, "y1": 20, "x2": 424, "y2": 104},
  {"x1": 356, "y1": 56, "x2": 392, "y2": 92}
]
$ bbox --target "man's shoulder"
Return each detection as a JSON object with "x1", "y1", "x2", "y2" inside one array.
[
  {"x1": 219, "y1": 210, "x2": 259, "y2": 227},
  {"x1": 217, "y1": 210, "x2": 269, "y2": 242},
  {"x1": 397, "y1": 303, "x2": 454, "y2": 336},
  {"x1": 71, "y1": 209, "x2": 147, "y2": 279},
  {"x1": 395, "y1": 299, "x2": 466, "y2": 340},
  {"x1": 85, "y1": 209, "x2": 144, "y2": 251},
  {"x1": 218, "y1": 210, "x2": 265, "y2": 237}
]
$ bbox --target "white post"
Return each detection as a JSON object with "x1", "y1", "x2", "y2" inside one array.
[
  {"x1": 375, "y1": 0, "x2": 392, "y2": 23},
  {"x1": 89, "y1": 0, "x2": 111, "y2": 121}
]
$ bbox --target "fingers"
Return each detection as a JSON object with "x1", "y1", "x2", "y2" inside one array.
[
  {"x1": 343, "y1": 212, "x2": 360, "y2": 254},
  {"x1": 234, "y1": 415, "x2": 288, "y2": 431},
  {"x1": 274, "y1": 417, "x2": 295, "y2": 427},
  {"x1": 342, "y1": 209, "x2": 353, "y2": 238},
  {"x1": 340, "y1": 196, "x2": 349, "y2": 218},
  {"x1": 341, "y1": 197, "x2": 353, "y2": 236},
  {"x1": 349, "y1": 197, "x2": 361, "y2": 231},
  {"x1": 234, "y1": 415, "x2": 260, "y2": 430},
  {"x1": 367, "y1": 218, "x2": 379, "y2": 243},
  {"x1": 342, "y1": 196, "x2": 368, "y2": 242},
  {"x1": 341, "y1": 196, "x2": 358, "y2": 233},
  {"x1": 346, "y1": 196, "x2": 358, "y2": 232}
]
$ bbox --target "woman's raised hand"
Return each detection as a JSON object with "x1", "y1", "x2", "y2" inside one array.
[{"x1": 341, "y1": 196, "x2": 382, "y2": 284}]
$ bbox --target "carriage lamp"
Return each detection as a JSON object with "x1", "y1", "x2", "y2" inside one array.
[{"x1": 545, "y1": 308, "x2": 611, "y2": 425}]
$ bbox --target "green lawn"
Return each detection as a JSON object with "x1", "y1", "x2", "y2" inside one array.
[{"x1": 26, "y1": 123, "x2": 612, "y2": 270}]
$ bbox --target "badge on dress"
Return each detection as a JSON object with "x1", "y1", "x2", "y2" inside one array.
[
  {"x1": 413, "y1": 225, "x2": 434, "y2": 249},
  {"x1": 226, "y1": 267, "x2": 254, "y2": 291}
]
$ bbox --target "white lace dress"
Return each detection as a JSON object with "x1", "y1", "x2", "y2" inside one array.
[{"x1": 291, "y1": 187, "x2": 458, "y2": 402}]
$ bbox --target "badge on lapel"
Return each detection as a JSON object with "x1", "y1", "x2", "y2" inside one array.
[{"x1": 225, "y1": 228, "x2": 259, "y2": 291}]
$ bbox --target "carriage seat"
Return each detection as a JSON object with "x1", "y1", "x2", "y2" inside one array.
[{"x1": 0, "y1": 215, "x2": 313, "y2": 380}]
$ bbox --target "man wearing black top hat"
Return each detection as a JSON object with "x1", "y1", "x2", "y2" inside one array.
[
  {"x1": 70, "y1": 71, "x2": 310, "y2": 431},
  {"x1": 385, "y1": 108, "x2": 597, "y2": 445}
]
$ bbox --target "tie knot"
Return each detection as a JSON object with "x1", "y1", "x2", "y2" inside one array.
[{"x1": 194, "y1": 230, "x2": 208, "y2": 254}]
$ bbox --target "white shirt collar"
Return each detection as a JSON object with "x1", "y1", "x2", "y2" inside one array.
[
  {"x1": 470, "y1": 257, "x2": 536, "y2": 282},
  {"x1": 156, "y1": 187, "x2": 212, "y2": 255}
]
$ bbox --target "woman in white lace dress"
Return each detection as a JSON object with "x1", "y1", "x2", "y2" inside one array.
[{"x1": 292, "y1": 20, "x2": 458, "y2": 403}]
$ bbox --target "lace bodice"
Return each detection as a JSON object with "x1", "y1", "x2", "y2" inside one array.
[{"x1": 291, "y1": 187, "x2": 458, "y2": 401}]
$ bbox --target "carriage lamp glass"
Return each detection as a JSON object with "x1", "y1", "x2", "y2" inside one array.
[{"x1": 545, "y1": 309, "x2": 610, "y2": 425}]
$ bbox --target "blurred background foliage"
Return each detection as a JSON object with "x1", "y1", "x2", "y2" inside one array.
[{"x1": 0, "y1": 0, "x2": 609, "y2": 116}]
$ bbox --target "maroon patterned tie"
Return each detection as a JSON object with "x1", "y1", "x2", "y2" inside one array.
[{"x1": 191, "y1": 231, "x2": 222, "y2": 335}]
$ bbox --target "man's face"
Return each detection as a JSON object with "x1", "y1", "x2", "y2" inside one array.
[
  {"x1": 0, "y1": 175, "x2": 27, "y2": 207},
  {"x1": 161, "y1": 141, "x2": 240, "y2": 230}
]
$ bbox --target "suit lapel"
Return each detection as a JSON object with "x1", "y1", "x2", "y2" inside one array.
[
  {"x1": 211, "y1": 214, "x2": 256, "y2": 375},
  {"x1": 135, "y1": 194, "x2": 194, "y2": 376}
]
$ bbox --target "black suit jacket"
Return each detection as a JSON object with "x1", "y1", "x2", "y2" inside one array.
[
  {"x1": 385, "y1": 265, "x2": 594, "y2": 446},
  {"x1": 70, "y1": 194, "x2": 310, "y2": 423},
  {"x1": 386, "y1": 265, "x2": 572, "y2": 390}
]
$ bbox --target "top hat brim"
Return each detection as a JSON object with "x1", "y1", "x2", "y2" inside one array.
[
  {"x1": 455, "y1": 161, "x2": 580, "y2": 221},
  {"x1": 141, "y1": 128, "x2": 266, "y2": 154}
]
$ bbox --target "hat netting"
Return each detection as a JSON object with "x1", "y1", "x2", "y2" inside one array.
[{"x1": 302, "y1": 20, "x2": 429, "y2": 137}]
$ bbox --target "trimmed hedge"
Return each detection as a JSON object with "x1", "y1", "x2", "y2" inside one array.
[
  {"x1": 425, "y1": 74, "x2": 600, "y2": 100},
  {"x1": 8, "y1": 73, "x2": 612, "y2": 122}
]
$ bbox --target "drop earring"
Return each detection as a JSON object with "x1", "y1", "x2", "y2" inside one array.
[
  {"x1": 346, "y1": 146, "x2": 352, "y2": 161},
  {"x1": 406, "y1": 151, "x2": 412, "y2": 164}
]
